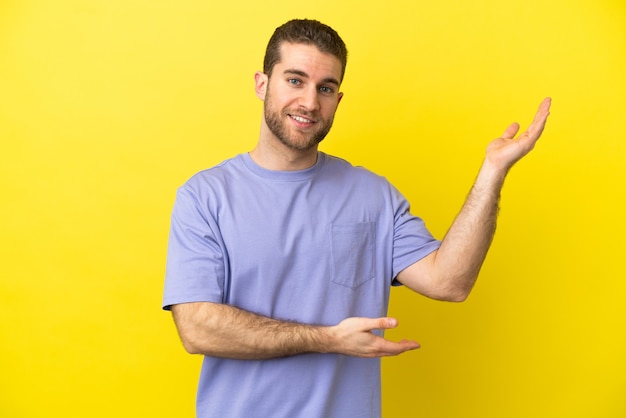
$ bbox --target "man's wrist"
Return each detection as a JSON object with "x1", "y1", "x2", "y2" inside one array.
[
  {"x1": 308, "y1": 325, "x2": 338, "y2": 355},
  {"x1": 476, "y1": 159, "x2": 508, "y2": 191}
]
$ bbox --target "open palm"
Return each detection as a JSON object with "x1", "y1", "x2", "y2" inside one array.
[{"x1": 486, "y1": 98, "x2": 551, "y2": 171}]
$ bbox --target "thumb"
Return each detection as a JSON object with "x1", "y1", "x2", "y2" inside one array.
[
  {"x1": 502, "y1": 122, "x2": 520, "y2": 139},
  {"x1": 375, "y1": 317, "x2": 399, "y2": 330}
]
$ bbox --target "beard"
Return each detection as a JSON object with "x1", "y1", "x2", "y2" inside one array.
[{"x1": 263, "y1": 89, "x2": 335, "y2": 152}]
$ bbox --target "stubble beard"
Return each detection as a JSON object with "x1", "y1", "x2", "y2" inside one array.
[{"x1": 263, "y1": 90, "x2": 334, "y2": 152}]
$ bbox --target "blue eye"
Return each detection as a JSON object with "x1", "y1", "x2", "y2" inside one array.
[
  {"x1": 320, "y1": 86, "x2": 334, "y2": 94},
  {"x1": 288, "y1": 78, "x2": 301, "y2": 85}
]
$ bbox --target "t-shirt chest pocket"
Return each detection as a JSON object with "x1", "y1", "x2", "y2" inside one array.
[{"x1": 330, "y1": 222, "x2": 376, "y2": 289}]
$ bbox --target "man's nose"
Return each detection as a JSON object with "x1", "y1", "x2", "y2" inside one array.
[{"x1": 297, "y1": 86, "x2": 320, "y2": 111}]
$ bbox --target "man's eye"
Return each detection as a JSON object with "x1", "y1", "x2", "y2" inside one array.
[
  {"x1": 288, "y1": 78, "x2": 301, "y2": 85},
  {"x1": 320, "y1": 86, "x2": 334, "y2": 94}
]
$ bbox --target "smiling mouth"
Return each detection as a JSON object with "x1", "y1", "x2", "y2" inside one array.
[{"x1": 289, "y1": 114, "x2": 316, "y2": 124}]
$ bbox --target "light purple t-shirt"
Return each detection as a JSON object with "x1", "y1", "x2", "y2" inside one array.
[{"x1": 163, "y1": 152, "x2": 440, "y2": 418}]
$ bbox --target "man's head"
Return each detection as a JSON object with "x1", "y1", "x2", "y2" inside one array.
[
  {"x1": 253, "y1": 20, "x2": 347, "y2": 157},
  {"x1": 263, "y1": 19, "x2": 348, "y2": 82}
]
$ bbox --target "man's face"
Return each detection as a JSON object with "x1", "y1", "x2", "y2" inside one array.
[{"x1": 257, "y1": 42, "x2": 343, "y2": 152}]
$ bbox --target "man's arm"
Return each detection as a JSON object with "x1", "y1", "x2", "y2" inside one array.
[
  {"x1": 397, "y1": 98, "x2": 552, "y2": 301},
  {"x1": 171, "y1": 301, "x2": 420, "y2": 359}
]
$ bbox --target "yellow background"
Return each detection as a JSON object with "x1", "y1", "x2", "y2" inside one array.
[{"x1": 1, "y1": 0, "x2": 624, "y2": 417}]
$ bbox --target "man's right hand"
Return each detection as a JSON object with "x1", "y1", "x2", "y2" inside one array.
[{"x1": 327, "y1": 316, "x2": 420, "y2": 358}]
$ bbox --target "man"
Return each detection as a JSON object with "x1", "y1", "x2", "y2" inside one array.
[{"x1": 163, "y1": 19, "x2": 551, "y2": 418}]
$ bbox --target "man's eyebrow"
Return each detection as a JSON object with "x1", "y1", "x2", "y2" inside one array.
[{"x1": 283, "y1": 69, "x2": 340, "y2": 87}]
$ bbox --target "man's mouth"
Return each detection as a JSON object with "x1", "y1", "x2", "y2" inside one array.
[{"x1": 289, "y1": 114, "x2": 316, "y2": 124}]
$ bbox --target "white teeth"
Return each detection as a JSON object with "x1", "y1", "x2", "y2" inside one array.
[{"x1": 291, "y1": 115, "x2": 313, "y2": 123}]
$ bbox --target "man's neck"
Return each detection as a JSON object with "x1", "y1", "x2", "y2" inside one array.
[{"x1": 249, "y1": 134, "x2": 319, "y2": 171}]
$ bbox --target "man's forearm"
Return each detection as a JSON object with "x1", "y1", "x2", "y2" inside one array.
[
  {"x1": 431, "y1": 161, "x2": 506, "y2": 299},
  {"x1": 172, "y1": 302, "x2": 331, "y2": 359},
  {"x1": 171, "y1": 302, "x2": 422, "y2": 360}
]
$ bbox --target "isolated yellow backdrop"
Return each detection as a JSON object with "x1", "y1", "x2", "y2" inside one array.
[{"x1": 1, "y1": 0, "x2": 624, "y2": 417}]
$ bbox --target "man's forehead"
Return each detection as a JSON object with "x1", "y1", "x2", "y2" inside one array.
[{"x1": 275, "y1": 42, "x2": 342, "y2": 81}]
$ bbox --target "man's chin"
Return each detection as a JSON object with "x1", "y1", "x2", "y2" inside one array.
[{"x1": 278, "y1": 134, "x2": 325, "y2": 152}]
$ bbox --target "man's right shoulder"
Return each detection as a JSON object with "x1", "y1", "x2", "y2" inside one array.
[{"x1": 181, "y1": 154, "x2": 244, "y2": 189}]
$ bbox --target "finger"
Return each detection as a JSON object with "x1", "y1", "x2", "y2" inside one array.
[
  {"x1": 502, "y1": 122, "x2": 520, "y2": 139},
  {"x1": 526, "y1": 97, "x2": 552, "y2": 134},
  {"x1": 377, "y1": 338, "x2": 421, "y2": 356},
  {"x1": 372, "y1": 317, "x2": 399, "y2": 331},
  {"x1": 510, "y1": 98, "x2": 552, "y2": 144},
  {"x1": 508, "y1": 98, "x2": 551, "y2": 137},
  {"x1": 536, "y1": 97, "x2": 552, "y2": 119},
  {"x1": 398, "y1": 339, "x2": 421, "y2": 350},
  {"x1": 528, "y1": 97, "x2": 551, "y2": 125}
]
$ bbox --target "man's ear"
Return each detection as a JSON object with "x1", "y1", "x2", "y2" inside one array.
[
  {"x1": 337, "y1": 91, "x2": 344, "y2": 105},
  {"x1": 254, "y1": 71, "x2": 268, "y2": 100}
]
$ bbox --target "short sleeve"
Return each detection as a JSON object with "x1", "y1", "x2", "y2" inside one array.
[
  {"x1": 390, "y1": 186, "x2": 441, "y2": 281},
  {"x1": 162, "y1": 185, "x2": 227, "y2": 310}
]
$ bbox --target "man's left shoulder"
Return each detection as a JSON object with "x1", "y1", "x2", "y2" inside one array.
[{"x1": 322, "y1": 153, "x2": 386, "y2": 183}]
